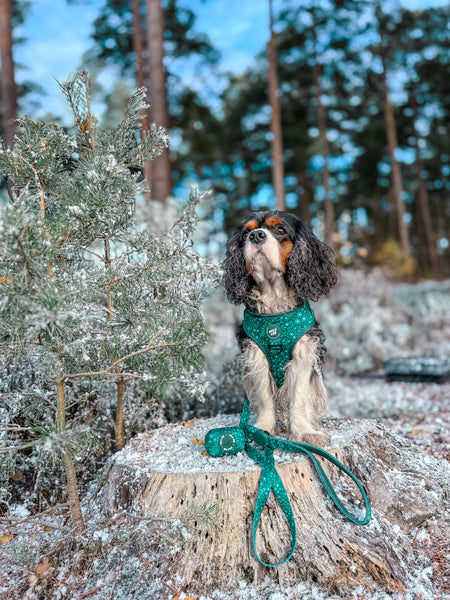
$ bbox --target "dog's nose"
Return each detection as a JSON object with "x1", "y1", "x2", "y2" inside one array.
[{"x1": 249, "y1": 229, "x2": 266, "y2": 244}]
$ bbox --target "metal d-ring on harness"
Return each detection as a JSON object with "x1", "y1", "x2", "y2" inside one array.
[{"x1": 204, "y1": 303, "x2": 372, "y2": 567}]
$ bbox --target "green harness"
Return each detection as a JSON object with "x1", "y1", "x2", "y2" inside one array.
[
  {"x1": 242, "y1": 302, "x2": 316, "y2": 387},
  {"x1": 205, "y1": 305, "x2": 372, "y2": 568}
]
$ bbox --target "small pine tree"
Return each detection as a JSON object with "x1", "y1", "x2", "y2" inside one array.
[{"x1": 0, "y1": 71, "x2": 220, "y2": 534}]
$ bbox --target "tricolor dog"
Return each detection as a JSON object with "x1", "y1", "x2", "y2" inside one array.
[{"x1": 224, "y1": 211, "x2": 337, "y2": 446}]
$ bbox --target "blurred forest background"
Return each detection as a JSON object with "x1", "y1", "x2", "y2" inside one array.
[{"x1": 1, "y1": 0, "x2": 449, "y2": 277}]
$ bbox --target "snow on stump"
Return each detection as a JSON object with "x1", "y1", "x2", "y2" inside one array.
[{"x1": 96, "y1": 414, "x2": 449, "y2": 596}]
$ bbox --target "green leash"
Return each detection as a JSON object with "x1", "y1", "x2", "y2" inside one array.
[{"x1": 205, "y1": 396, "x2": 372, "y2": 568}]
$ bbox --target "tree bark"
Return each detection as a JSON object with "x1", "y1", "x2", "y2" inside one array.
[
  {"x1": 131, "y1": 0, "x2": 152, "y2": 205},
  {"x1": 56, "y1": 376, "x2": 84, "y2": 537},
  {"x1": 381, "y1": 74, "x2": 410, "y2": 255},
  {"x1": 103, "y1": 238, "x2": 126, "y2": 449},
  {"x1": 411, "y1": 90, "x2": 438, "y2": 275},
  {"x1": 310, "y1": 17, "x2": 335, "y2": 249},
  {"x1": 97, "y1": 414, "x2": 449, "y2": 596},
  {"x1": 268, "y1": 0, "x2": 285, "y2": 211},
  {"x1": 0, "y1": 0, "x2": 18, "y2": 148},
  {"x1": 376, "y1": 5, "x2": 411, "y2": 256},
  {"x1": 115, "y1": 377, "x2": 125, "y2": 450},
  {"x1": 146, "y1": 0, "x2": 171, "y2": 204},
  {"x1": 131, "y1": 0, "x2": 147, "y2": 93},
  {"x1": 313, "y1": 62, "x2": 335, "y2": 249}
]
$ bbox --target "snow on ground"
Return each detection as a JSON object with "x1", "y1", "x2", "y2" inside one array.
[{"x1": 328, "y1": 376, "x2": 450, "y2": 462}]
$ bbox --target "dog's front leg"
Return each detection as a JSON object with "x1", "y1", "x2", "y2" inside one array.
[
  {"x1": 242, "y1": 342, "x2": 276, "y2": 434},
  {"x1": 284, "y1": 336, "x2": 329, "y2": 446}
]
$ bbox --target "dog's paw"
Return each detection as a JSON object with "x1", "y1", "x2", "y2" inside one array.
[
  {"x1": 297, "y1": 431, "x2": 330, "y2": 447},
  {"x1": 254, "y1": 418, "x2": 275, "y2": 435}
]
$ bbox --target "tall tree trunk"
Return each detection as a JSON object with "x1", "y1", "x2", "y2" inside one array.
[
  {"x1": 310, "y1": 18, "x2": 335, "y2": 249},
  {"x1": 411, "y1": 90, "x2": 438, "y2": 275},
  {"x1": 146, "y1": 0, "x2": 171, "y2": 204},
  {"x1": 268, "y1": 0, "x2": 285, "y2": 211},
  {"x1": 56, "y1": 376, "x2": 84, "y2": 537},
  {"x1": 132, "y1": 0, "x2": 146, "y2": 92},
  {"x1": 131, "y1": 0, "x2": 152, "y2": 205},
  {"x1": 313, "y1": 60, "x2": 335, "y2": 249},
  {"x1": 0, "y1": 0, "x2": 17, "y2": 148},
  {"x1": 376, "y1": 4, "x2": 410, "y2": 256},
  {"x1": 381, "y1": 69, "x2": 410, "y2": 255}
]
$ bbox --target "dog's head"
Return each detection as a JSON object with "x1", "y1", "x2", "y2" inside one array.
[{"x1": 224, "y1": 211, "x2": 337, "y2": 306}]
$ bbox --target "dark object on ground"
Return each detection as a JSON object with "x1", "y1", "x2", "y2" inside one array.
[{"x1": 384, "y1": 356, "x2": 450, "y2": 383}]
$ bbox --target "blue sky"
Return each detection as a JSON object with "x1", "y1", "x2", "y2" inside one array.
[
  {"x1": 14, "y1": 0, "x2": 271, "y2": 120},
  {"x1": 13, "y1": 0, "x2": 449, "y2": 122}
]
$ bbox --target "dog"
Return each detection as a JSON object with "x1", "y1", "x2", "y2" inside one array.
[{"x1": 224, "y1": 210, "x2": 337, "y2": 446}]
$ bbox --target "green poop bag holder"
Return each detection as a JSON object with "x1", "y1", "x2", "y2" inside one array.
[{"x1": 204, "y1": 304, "x2": 371, "y2": 568}]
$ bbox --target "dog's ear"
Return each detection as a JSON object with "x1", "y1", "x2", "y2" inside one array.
[
  {"x1": 224, "y1": 227, "x2": 252, "y2": 305},
  {"x1": 285, "y1": 219, "x2": 337, "y2": 303}
]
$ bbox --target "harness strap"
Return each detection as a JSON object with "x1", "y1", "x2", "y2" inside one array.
[{"x1": 206, "y1": 396, "x2": 371, "y2": 567}]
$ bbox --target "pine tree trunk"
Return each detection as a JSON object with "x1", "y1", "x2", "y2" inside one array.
[
  {"x1": 311, "y1": 38, "x2": 335, "y2": 248},
  {"x1": 56, "y1": 376, "x2": 84, "y2": 536},
  {"x1": 132, "y1": 0, "x2": 146, "y2": 92},
  {"x1": 97, "y1": 415, "x2": 449, "y2": 596},
  {"x1": 0, "y1": 0, "x2": 18, "y2": 149},
  {"x1": 268, "y1": 0, "x2": 285, "y2": 211},
  {"x1": 131, "y1": 0, "x2": 152, "y2": 206},
  {"x1": 103, "y1": 238, "x2": 126, "y2": 449},
  {"x1": 381, "y1": 79, "x2": 410, "y2": 255},
  {"x1": 376, "y1": 5, "x2": 410, "y2": 256},
  {"x1": 411, "y1": 91, "x2": 438, "y2": 275},
  {"x1": 146, "y1": 0, "x2": 171, "y2": 204},
  {"x1": 115, "y1": 377, "x2": 125, "y2": 450}
]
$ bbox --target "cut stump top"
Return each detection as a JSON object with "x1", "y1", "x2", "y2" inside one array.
[{"x1": 114, "y1": 413, "x2": 375, "y2": 474}]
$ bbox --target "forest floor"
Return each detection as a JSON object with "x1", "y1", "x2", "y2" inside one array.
[{"x1": 0, "y1": 270, "x2": 449, "y2": 600}]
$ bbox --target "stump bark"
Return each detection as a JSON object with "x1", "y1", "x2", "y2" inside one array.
[{"x1": 97, "y1": 414, "x2": 449, "y2": 596}]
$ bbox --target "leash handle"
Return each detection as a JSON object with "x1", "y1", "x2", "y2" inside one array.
[
  {"x1": 246, "y1": 443, "x2": 297, "y2": 567},
  {"x1": 274, "y1": 437, "x2": 371, "y2": 526}
]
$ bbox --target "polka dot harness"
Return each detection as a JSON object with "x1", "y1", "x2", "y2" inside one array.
[{"x1": 242, "y1": 302, "x2": 316, "y2": 388}]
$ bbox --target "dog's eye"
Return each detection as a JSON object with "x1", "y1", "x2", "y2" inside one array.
[
  {"x1": 242, "y1": 230, "x2": 250, "y2": 240},
  {"x1": 275, "y1": 226, "x2": 286, "y2": 235}
]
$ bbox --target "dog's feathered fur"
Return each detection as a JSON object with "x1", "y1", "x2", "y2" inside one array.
[{"x1": 224, "y1": 210, "x2": 337, "y2": 446}]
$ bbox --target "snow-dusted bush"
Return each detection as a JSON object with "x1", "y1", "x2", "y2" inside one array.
[
  {"x1": 316, "y1": 269, "x2": 450, "y2": 375},
  {"x1": 0, "y1": 71, "x2": 220, "y2": 527}
]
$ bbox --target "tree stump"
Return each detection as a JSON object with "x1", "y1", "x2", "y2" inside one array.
[{"x1": 96, "y1": 414, "x2": 449, "y2": 596}]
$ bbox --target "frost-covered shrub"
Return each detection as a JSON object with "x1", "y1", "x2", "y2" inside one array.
[
  {"x1": 316, "y1": 269, "x2": 450, "y2": 375},
  {"x1": 0, "y1": 71, "x2": 221, "y2": 521}
]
